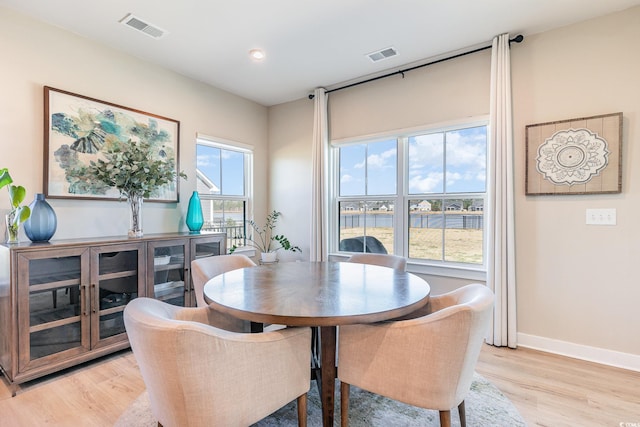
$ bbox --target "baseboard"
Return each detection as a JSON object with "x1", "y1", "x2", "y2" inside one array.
[{"x1": 517, "y1": 333, "x2": 640, "y2": 373}]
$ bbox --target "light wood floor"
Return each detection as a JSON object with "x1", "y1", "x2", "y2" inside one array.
[{"x1": 0, "y1": 345, "x2": 638, "y2": 426}]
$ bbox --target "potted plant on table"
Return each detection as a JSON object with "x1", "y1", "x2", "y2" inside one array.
[
  {"x1": 230, "y1": 210, "x2": 301, "y2": 262},
  {"x1": 0, "y1": 168, "x2": 31, "y2": 244},
  {"x1": 87, "y1": 139, "x2": 186, "y2": 237}
]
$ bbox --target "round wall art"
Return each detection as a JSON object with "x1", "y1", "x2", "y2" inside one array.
[
  {"x1": 536, "y1": 128, "x2": 609, "y2": 185},
  {"x1": 525, "y1": 112, "x2": 622, "y2": 195}
]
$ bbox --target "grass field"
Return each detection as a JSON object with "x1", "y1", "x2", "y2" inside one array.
[{"x1": 340, "y1": 227, "x2": 483, "y2": 264}]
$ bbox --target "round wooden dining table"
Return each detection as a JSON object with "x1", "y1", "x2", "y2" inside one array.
[{"x1": 203, "y1": 260, "x2": 431, "y2": 427}]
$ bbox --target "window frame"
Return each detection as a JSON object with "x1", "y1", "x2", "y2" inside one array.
[
  {"x1": 195, "y1": 134, "x2": 254, "y2": 252},
  {"x1": 330, "y1": 117, "x2": 489, "y2": 280}
]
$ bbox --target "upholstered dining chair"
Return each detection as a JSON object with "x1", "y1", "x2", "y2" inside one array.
[
  {"x1": 346, "y1": 253, "x2": 407, "y2": 271},
  {"x1": 124, "y1": 297, "x2": 311, "y2": 427},
  {"x1": 191, "y1": 254, "x2": 256, "y2": 307},
  {"x1": 337, "y1": 283, "x2": 494, "y2": 427}
]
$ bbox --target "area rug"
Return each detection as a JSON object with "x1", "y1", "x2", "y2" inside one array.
[{"x1": 115, "y1": 373, "x2": 526, "y2": 426}]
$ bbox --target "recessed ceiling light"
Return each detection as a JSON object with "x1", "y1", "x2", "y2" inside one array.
[{"x1": 249, "y1": 49, "x2": 265, "y2": 60}]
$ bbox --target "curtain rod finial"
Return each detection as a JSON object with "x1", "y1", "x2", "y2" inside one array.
[
  {"x1": 308, "y1": 93, "x2": 315, "y2": 100},
  {"x1": 510, "y1": 34, "x2": 524, "y2": 44}
]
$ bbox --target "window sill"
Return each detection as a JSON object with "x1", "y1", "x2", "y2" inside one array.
[{"x1": 408, "y1": 262, "x2": 486, "y2": 281}]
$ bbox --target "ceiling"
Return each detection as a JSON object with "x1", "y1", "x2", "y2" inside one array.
[{"x1": 2, "y1": 0, "x2": 640, "y2": 106}]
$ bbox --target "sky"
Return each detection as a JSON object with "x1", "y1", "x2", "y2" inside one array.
[
  {"x1": 340, "y1": 126, "x2": 486, "y2": 196},
  {"x1": 196, "y1": 145, "x2": 244, "y2": 195}
]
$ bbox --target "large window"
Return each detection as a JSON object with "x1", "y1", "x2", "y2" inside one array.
[
  {"x1": 196, "y1": 136, "x2": 252, "y2": 250},
  {"x1": 333, "y1": 120, "x2": 487, "y2": 269}
]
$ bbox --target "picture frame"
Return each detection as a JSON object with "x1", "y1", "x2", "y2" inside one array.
[
  {"x1": 525, "y1": 112, "x2": 622, "y2": 195},
  {"x1": 44, "y1": 86, "x2": 181, "y2": 202}
]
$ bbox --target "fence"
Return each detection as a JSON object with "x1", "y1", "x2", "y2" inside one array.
[
  {"x1": 340, "y1": 212, "x2": 483, "y2": 230},
  {"x1": 202, "y1": 222, "x2": 245, "y2": 248}
]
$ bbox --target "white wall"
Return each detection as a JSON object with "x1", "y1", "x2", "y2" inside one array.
[
  {"x1": 0, "y1": 7, "x2": 269, "y2": 240},
  {"x1": 511, "y1": 8, "x2": 640, "y2": 365},
  {"x1": 267, "y1": 101, "x2": 314, "y2": 262},
  {"x1": 269, "y1": 7, "x2": 640, "y2": 368}
]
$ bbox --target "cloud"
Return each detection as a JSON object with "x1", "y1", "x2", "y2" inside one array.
[
  {"x1": 196, "y1": 153, "x2": 214, "y2": 167},
  {"x1": 446, "y1": 131, "x2": 486, "y2": 170},
  {"x1": 367, "y1": 148, "x2": 396, "y2": 169},
  {"x1": 408, "y1": 172, "x2": 443, "y2": 193},
  {"x1": 446, "y1": 171, "x2": 462, "y2": 187},
  {"x1": 408, "y1": 134, "x2": 444, "y2": 166},
  {"x1": 409, "y1": 130, "x2": 486, "y2": 175}
]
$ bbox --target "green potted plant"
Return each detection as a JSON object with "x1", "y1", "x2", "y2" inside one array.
[
  {"x1": 230, "y1": 210, "x2": 300, "y2": 262},
  {"x1": 87, "y1": 139, "x2": 186, "y2": 237},
  {"x1": 0, "y1": 168, "x2": 31, "y2": 244}
]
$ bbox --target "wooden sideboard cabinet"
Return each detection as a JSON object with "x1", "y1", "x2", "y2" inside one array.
[{"x1": 0, "y1": 232, "x2": 226, "y2": 395}]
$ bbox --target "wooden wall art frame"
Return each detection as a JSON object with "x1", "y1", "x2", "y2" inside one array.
[
  {"x1": 44, "y1": 86, "x2": 181, "y2": 202},
  {"x1": 525, "y1": 112, "x2": 622, "y2": 195}
]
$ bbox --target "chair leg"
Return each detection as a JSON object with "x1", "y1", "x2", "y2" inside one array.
[
  {"x1": 458, "y1": 400, "x2": 466, "y2": 427},
  {"x1": 297, "y1": 393, "x2": 307, "y2": 427},
  {"x1": 439, "y1": 410, "x2": 451, "y2": 427},
  {"x1": 340, "y1": 382, "x2": 351, "y2": 427}
]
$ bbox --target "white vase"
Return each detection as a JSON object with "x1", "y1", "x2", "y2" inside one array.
[{"x1": 261, "y1": 251, "x2": 277, "y2": 263}]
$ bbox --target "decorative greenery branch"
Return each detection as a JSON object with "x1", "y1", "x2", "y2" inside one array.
[
  {"x1": 87, "y1": 139, "x2": 187, "y2": 199},
  {"x1": 230, "y1": 210, "x2": 301, "y2": 254},
  {"x1": 0, "y1": 168, "x2": 31, "y2": 230}
]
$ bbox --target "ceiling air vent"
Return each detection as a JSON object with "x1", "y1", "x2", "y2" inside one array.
[
  {"x1": 366, "y1": 47, "x2": 398, "y2": 63},
  {"x1": 120, "y1": 13, "x2": 167, "y2": 39}
]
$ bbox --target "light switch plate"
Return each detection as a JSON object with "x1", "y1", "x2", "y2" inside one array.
[{"x1": 586, "y1": 208, "x2": 617, "y2": 225}]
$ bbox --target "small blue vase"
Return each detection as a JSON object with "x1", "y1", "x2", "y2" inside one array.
[
  {"x1": 185, "y1": 191, "x2": 204, "y2": 232},
  {"x1": 24, "y1": 193, "x2": 57, "y2": 242}
]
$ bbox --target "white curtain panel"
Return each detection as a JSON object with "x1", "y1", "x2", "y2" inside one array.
[
  {"x1": 486, "y1": 34, "x2": 517, "y2": 348},
  {"x1": 310, "y1": 88, "x2": 329, "y2": 262}
]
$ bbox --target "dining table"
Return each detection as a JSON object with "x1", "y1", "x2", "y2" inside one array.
[{"x1": 203, "y1": 260, "x2": 431, "y2": 427}]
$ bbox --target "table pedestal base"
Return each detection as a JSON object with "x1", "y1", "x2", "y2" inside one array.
[{"x1": 316, "y1": 326, "x2": 337, "y2": 427}]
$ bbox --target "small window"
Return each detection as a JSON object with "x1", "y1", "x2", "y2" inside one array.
[{"x1": 196, "y1": 137, "x2": 252, "y2": 250}]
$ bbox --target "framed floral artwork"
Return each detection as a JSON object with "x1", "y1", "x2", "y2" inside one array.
[
  {"x1": 525, "y1": 112, "x2": 622, "y2": 195},
  {"x1": 44, "y1": 86, "x2": 181, "y2": 202}
]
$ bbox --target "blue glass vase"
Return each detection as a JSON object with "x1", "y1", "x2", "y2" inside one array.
[
  {"x1": 186, "y1": 191, "x2": 204, "y2": 232},
  {"x1": 24, "y1": 193, "x2": 57, "y2": 242}
]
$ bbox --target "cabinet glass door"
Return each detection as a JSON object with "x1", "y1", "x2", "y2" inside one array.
[
  {"x1": 91, "y1": 243, "x2": 144, "y2": 348},
  {"x1": 189, "y1": 234, "x2": 226, "y2": 307},
  {"x1": 191, "y1": 234, "x2": 226, "y2": 260},
  {"x1": 148, "y1": 240, "x2": 188, "y2": 307},
  {"x1": 18, "y1": 248, "x2": 90, "y2": 370}
]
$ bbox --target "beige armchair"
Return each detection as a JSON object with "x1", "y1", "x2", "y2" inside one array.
[
  {"x1": 124, "y1": 297, "x2": 311, "y2": 427},
  {"x1": 346, "y1": 253, "x2": 407, "y2": 271},
  {"x1": 337, "y1": 283, "x2": 494, "y2": 427},
  {"x1": 191, "y1": 254, "x2": 256, "y2": 308}
]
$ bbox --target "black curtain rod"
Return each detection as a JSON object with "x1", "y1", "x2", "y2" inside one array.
[{"x1": 309, "y1": 34, "x2": 524, "y2": 99}]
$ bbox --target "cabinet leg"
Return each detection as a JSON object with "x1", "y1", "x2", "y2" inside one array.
[{"x1": 5, "y1": 379, "x2": 20, "y2": 397}]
